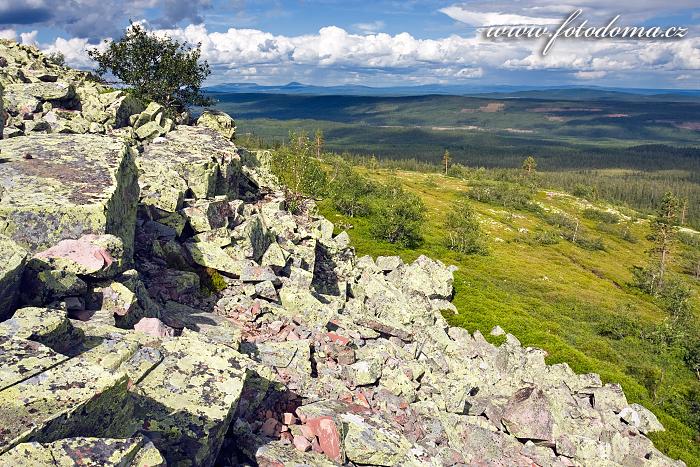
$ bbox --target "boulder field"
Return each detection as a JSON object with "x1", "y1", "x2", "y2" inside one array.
[{"x1": 0, "y1": 42, "x2": 685, "y2": 466}]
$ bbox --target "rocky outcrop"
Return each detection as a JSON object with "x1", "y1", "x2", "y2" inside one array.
[
  {"x1": 0, "y1": 40, "x2": 144, "y2": 138},
  {"x1": 197, "y1": 110, "x2": 236, "y2": 141},
  {"x1": 0, "y1": 134, "x2": 139, "y2": 256},
  {"x1": 0, "y1": 44, "x2": 684, "y2": 467}
]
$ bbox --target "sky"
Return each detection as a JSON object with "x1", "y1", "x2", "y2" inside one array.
[{"x1": 0, "y1": 0, "x2": 699, "y2": 89}]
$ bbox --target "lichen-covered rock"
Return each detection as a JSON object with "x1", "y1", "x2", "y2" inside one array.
[
  {"x1": 182, "y1": 199, "x2": 231, "y2": 233},
  {"x1": 132, "y1": 330, "x2": 247, "y2": 466},
  {"x1": 620, "y1": 404, "x2": 665, "y2": 434},
  {"x1": 256, "y1": 440, "x2": 336, "y2": 467},
  {"x1": 229, "y1": 215, "x2": 273, "y2": 263},
  {"x1": 376, "y1": 255, "x2": 402, "y2": 272},
  {"x1": 133, "y1": 317, "x2": 175, "y2": 338},
  {"x1": 138, "y1": 126, "x2": 243, "y2": 212},
  {"x1": 0, "y1": 135, "x2": 139, "y2": 257},
  {"x1": 102, "y1": 282, "x2": 138, "y2": 317},
  {"x1": 341, "y1": 412, "x2": 412, "y2": 466},
  {"x1": 392, "y1": 255, "x2": 455, "y2": 300},
  {"x1": 134, "y1": 120, "x2": 165, "y2": 141},
  {"x1": 0, "y1": 307, "x2": 76, "y2": 352},
  {"x1": 185, "y1": 241, "x2": 249, "y2": 276},
  {"x1": 134, "y1": 102, "x2": 164, "y2": 129},
  {"x1": 261, "y1": 241, "x2": 288, "y2": 268},
  {"x1": 197, "y1": 110, "x2": 236, "y2": 141},
  {"x1": 0, "y1": 351, "x2": 130, "y2": 454},
  {"x1": 0, "y1": 41, "x2": 142, "y2": 137},
  {"x1": 6, "y1": 81, "x2": 75, "y2": 102},
  {"x1": 0, "y1": 82, "x2": 4, "y2": 138},
  {"x1": 0, "y1": 337, "x2": 69, "y2": 391},
  {"x1": 0, "y1": 235, "x2": 26, "y2": 320},
  {"x1": 20, "y1": 267, "x2": 87, "y2": 306},
  {"x1": 501, "y1": 386, "x2": 555, "y2": 443},
  {"x1": 0, "y1": 435, "x2": 165, "y2": 466}
]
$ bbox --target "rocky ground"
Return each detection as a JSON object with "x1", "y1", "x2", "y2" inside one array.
[{"x1": 0, "y1": 42, "x2": 686, "y2": 466}]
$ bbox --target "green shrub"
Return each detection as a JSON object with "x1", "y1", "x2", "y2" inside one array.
[
  {"x1": 329, "y1": 161, "x2": 376, "y2": 217},
  {"x1": 46, "y1": 51, "x2": 65, "y2": 67},
  {"x1": 369, "y1": 181, "x2": 426, "y2": 247},
  {"x1": 621, "y1": 224, "x2": 638, "y2": 243},
  {"x1": 660, "y1": 278, "x2": 694, "y2": 324},
  {"x1": 467, "y1": 183, "x2": 541, "y2": 213},
  {"x1": 583, "y1": 208, "x2": 620, "y2": 224},
  {"x1": 543, "y1": 212, "x2": 578, "y2": 230},
  {"x1": 595, "y1": 305, "x2": 641, "y2": 340},
  {"x1": 270, "y1": 131, "x2": 327, "y2": 212},
  {"x1": 445, "y1": 201, "x2": 488, "y2": 255},
  {"x1": 573, "y1": 183, "x2": 598, "y2": 200},
  {"x1": 679, "y1": 231, "x2": 700, "y2": 248},
  {"x1": 533, "y1": 230, "x2": 561, "y2": 245},
  {"x1": 627, "y1": 363, "x2": 663, "y2": 397},
  {"x1": 575, "y1": 235, "x2": 606, "y2": 251},
  {"x1": 684, "y1": 339, "x2": 700, "y2": 379}
]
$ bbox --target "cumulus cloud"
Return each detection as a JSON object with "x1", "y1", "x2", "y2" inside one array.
[
  {"x1": 0, "y1": 27, "x2": 16, "y2": 39},
  {"x1": 440, "y1": 7, "x2": 560, "y2": 26},
  {"x1": 35, "y1": 22, "x2": 699, "y2": 86}
]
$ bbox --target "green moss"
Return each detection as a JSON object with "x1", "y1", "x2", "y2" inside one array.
[{"x1": 199, "y1": 267, "x2": 227, "y2": 296}]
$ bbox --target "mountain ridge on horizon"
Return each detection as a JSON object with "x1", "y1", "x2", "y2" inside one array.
[{"x1": 204, "y1": 81, "x2": 700, "y2": 100}]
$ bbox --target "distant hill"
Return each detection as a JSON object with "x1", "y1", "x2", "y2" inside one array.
[{"x1": 204, "y1": 82, "x2": 700, "y2": 102}]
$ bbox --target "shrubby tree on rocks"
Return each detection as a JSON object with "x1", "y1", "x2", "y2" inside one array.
[{"x1": 88, "y1": 23, "x2": 213, "y2": 114}]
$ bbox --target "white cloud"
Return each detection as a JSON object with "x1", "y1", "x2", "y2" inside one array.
[
  {"x1": 441, "y1": 1, "x2": 700, "y2": 24},
  {"x1": 0, "y1": 28, "x2": 16, "y2": 40},
  {"x1": 19, "y1": 30, "x2": 38, "y2": 45},
  {"x1": 35, "y1": 22, "x2": 699, "y2": 86},
  {"x1": 440, "y1": 6, "x2": 560, "y2": 26},
  {"x1": 42, "y1": 36, "x2": 104, "y2": 69},
  {"x1": 455, "y1": 67, "x2": 484, "y2": 78},
  {"x1": 353, "y1": 21, "x2": 385, "y2": 34},
  {"x1": 575, "y1": 70, "x2": 606, "y2": 79}
]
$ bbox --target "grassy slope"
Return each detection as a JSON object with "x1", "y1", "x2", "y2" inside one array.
[{"x1": 318, "y1": 168, "x2": 700, "y2": 465}]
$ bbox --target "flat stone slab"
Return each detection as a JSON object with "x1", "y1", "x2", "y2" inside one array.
[
  {"x1": 0, "y1": 353, "x2": 129, "y2": 454},
  {"x1": 0, "y1": 336, "x2": 68, "y2": 391},
  {"x1": 0, "y1": 134, "x2": 139, "y2": 255},
  {"x1": 139, "y1": 126, "x2": 242, "y2": 212},
  {"x1": 132, "y1": 330, "x2": 247, "y2": 466},
  {"x1": 0, "y1": 435, "x2": 165, "y2": 466}
]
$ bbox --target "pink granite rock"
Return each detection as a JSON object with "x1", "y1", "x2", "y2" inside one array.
[
  {"x1": 293, "y1": 435, "x2": 311, "y2": 452},
  {"x1": 134, "y1": 317, "x2": 175, "y2": 338}
]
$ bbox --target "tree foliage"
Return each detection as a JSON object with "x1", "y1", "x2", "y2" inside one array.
[
  {"x1": 328, "y1": 159, "x2": 375, "y2": 217},
  {"x1": 522, "y1": 155, "x2": 537, "y2": 174},
  {"x1": 46, "y1": 51, "x2": 65, "y2": 67},
  {"x1": 445, "y1": 201, "x2": 488, "y2": 255},
  {"x1": 88, "y1": 23, "x2": 212, "y2": 113},
  {"x1": 369, "y1": 181, "x2": 426, "y2": 247},
  {"x1": 270, "y1": 130, "x2": 327, "y2": 212}
]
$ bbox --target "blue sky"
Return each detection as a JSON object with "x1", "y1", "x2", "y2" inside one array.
[{"x1": 1, "y1": 1, "x2": 699, "y2": 89}]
